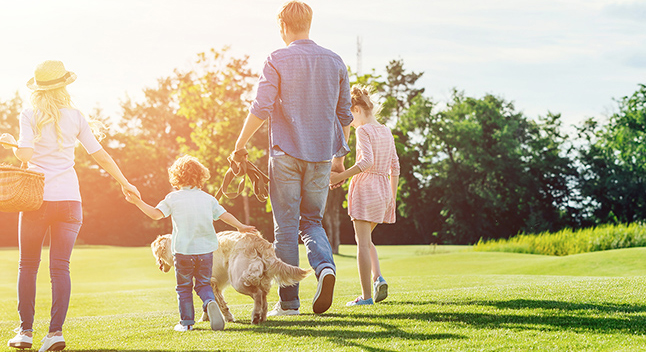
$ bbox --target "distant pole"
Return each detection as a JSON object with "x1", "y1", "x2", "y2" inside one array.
[{"x1": 356, "y1": 36, "x2": 363, "y2": 76}]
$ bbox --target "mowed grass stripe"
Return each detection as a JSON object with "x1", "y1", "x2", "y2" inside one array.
[{"x1": 0, "y1": 245, "x2": 645, "y2": 351}]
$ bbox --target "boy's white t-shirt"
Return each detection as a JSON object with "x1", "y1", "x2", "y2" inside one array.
[
  {"x1": 155, "y1": 187, "x2": 226, "y2": 255},
  {"x1": 18, "y1": 108, "x2": 103, "y2": 202}
]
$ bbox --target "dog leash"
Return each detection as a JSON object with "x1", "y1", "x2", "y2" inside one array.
[{"x1": 215, "y1": 149, "x2": 270, "y2": 202}]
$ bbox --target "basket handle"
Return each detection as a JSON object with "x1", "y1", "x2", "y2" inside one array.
[{"x1": 0, "y1": 140, "x2": 18, "y2": 148}]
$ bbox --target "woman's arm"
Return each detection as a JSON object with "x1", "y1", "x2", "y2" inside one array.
[
  {"x1": 1, "y1": 133, "x2": 33, "y2": 164},
  {"x1": 90, "y1": 148, "x2": 140, "y2": 198}
]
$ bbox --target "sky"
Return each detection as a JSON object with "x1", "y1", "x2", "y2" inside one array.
[{"x1": 0, "y1": 0, "x2": 645, "y2": 130}]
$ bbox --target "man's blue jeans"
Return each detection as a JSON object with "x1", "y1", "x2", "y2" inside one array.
[
  {"x1": 269, "y1": 154, "x2": 336, "y2": 310},
  {"x1": 17, "y1": 201, "x2": 82, "y2": 333},
  {"x1": 174, "y1": 252, "x2": 216, "y2": 326}
]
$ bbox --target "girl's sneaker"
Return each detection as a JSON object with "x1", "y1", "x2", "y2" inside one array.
[
  {"x1": 373, "y1": 276, "x2": 388, "y2": 303},
  {"x1": 173, "y1": 323, "x2": 193, "y2": 332},
  {"x1": 346, "y1": 296, "x2": 374, "y2": 306},
  {"x1": 7, "y1": 329, "x2": 32, "y2": 350}
]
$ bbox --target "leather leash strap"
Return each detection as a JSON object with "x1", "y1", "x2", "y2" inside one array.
[{"x1": 215, "y1": 149, "x2": 269, "y2": 202}]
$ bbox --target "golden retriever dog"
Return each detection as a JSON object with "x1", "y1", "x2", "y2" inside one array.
[{"x1": 151, "y1": 231, "x2": 311, "y2": 324}]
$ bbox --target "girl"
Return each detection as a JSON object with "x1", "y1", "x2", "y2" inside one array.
[
  {"x1": 330, "y1": 85, "x2": 400, "y2": 306},
  {"x1": 1, "y1": 60, "x2": 139, "y2": 351},
  {"x1": 126, "y1": 154, "x2": 255, "y2": 331}
]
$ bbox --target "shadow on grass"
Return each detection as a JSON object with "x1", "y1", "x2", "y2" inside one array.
[
  {"x1": 226, "y1": 315, "x2": 464, "y2": 352},
  {"x1": 380, "y1": 299, "x2": 646, "y2": 334}
]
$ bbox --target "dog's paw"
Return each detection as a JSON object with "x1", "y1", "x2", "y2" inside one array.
[{"x1": 225, "y1": 312, "x2": 236, "y2": 322}]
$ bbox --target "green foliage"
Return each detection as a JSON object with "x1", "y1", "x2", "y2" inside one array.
[
  {"x1": 577, "y1": 84, "x2": 646, "y2": 225},
  {"x1": 473, "y1": 222, "x2": 646, "y2": 256}
]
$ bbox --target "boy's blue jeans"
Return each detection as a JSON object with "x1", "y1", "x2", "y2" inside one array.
[
  {"x1": 269, "y1": 154, "x2": 336, "y2": 310},
  {"x1": 17, "y1": 201, "x2": 82, "y2": 333},
  {"x1": 174, "y1": 253, "x2": 216, "y2": 326}
]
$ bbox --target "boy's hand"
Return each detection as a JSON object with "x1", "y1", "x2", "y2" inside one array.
[{"x1": 237, "y1": 224, "x2": 256, "y2": 233}]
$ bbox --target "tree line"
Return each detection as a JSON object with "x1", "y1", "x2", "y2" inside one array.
[{"x1": 1, "y1": 47, "x2": 645, "y2": 248}]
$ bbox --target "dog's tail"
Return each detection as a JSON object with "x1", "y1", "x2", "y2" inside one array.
[{"x1": 266, "y1": 256, "x2": 312, "y2": 287}]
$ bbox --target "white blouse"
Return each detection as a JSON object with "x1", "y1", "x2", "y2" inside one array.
[{"x1": 18, "y1": 108, "x2": 102, "y2": 202}]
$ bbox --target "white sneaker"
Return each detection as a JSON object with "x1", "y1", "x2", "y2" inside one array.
[
  {"x1": 207, "y1": 301, "x2": 225, "y2": 331},
  {"x1": 267, "y1": 302, "x2": 300, "y2": 317},
  {"x1": 38, "y1": 334, "x2": 65, "y2": 352},
  {"x1": 312, "y1": 268, "x2": 335, "y2": 314},
  {"x1": 7, "y1": 329, "x2": 32, "y2": 350},
  {"x1": 373, "y1": 276, "x2": 388, "y2": 303},
  {"x1": 173, "y1": 323, "x2": 193, "y2": 332}
]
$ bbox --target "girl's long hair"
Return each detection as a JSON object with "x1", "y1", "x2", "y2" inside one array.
[{"x1": 30, "y1": 87, "x2": 104, "y2": 149}]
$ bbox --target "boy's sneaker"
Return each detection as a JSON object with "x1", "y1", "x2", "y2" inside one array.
[
  {"x1": 346, "y1": 296, "x2": 374, "y2": 306},
  {"x1": 312, "y1": 268, "x2": 335, "y2": 314},
  {"x1": 267, "y1": 302, "x2": 300, "y2": 317},
  {"x1": 207, "y1": 301, "x2": 225, "y2": 331},
  {"x1": 38, "y1": 334, "x2": 65, "y2": 352},
  {"x1": 8, "y1": 329, "x2": 32, "y2": 350},
  {"x1": 173, "y1": 323, "x2": 193, "y2": 332},
  {"x1": 373, "y1": 276, "x2": 388, "y2": 303}
]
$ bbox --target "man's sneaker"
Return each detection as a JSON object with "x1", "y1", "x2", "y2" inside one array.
[
  {"x1": 312, "y1": 268, "x2": 335, "y2": 314},
  {"x1": 207, "y1": 301, "x2": 225, "y2": 331},
  {"x1": 346, "y1": 296, "x2": 374, "y2": 306},
  {"x1": 8, "y1": 329, "x2": 32, "y2": 350},
  {"x1": 373, "y1": 276, "x2": 388, "y2": 303},
  {"x1": 267, "y1": 302, "x2": 300, "y2": 317},
  {"x1": 38, "y1": 334, "x2": 65, "y2": 352},
  {"x1": 173, "y1": 323, "x2": 193, "y2": 332}
]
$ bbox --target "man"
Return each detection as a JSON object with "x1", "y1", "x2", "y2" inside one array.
[{"x1": 233, "y1": 1, "x2": 352, "y2": 315}]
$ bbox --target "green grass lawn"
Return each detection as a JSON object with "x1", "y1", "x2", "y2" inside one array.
[{"x1": 1, "y1": 244, "x2": 646, "y2": 351}]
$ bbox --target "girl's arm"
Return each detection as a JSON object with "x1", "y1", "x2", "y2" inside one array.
[
  {"x1": 390, "y1": 175, "x2": 399, "y2": 203},
  {"x1": 330, "y1": 165, "x2": 361, "y2": 185},
  {"x1": 330, "y1": 127, "x2": 373, "y2": 186},
  {"x1": 125, "y1": 194, "x2": 164, "y2": 220},
  {"x1": 218, "y1": 212, "x2": 256, "y2": 233},
  {"x1": 90, "y1": 148, "x2": 140, "y2": 199}
]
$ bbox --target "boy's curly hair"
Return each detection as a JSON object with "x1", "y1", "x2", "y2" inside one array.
[{"x1": 168, "y1": 155, "x2": 210, "y2": 189}]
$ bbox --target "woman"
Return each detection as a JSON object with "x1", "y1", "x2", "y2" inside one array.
[{"x1": 1, "y1": 60, "x2": 139, "y2": 351}]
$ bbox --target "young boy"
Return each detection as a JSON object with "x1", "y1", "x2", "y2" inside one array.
[{"x1": 127, "y1": 155, "x2": 255, "y2": 331}]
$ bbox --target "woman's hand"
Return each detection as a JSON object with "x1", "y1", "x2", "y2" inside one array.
[{"x1": 0, "y1": 133, "x2": 17, "y2": 149}]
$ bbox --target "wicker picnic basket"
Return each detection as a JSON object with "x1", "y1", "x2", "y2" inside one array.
[{"x1": 0, "y1": 164, "x2": 44, "y2": 212}]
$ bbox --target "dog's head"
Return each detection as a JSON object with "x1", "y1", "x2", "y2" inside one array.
[{"x1": 151, "y1": 234, "x2": 173, "y2": 273}]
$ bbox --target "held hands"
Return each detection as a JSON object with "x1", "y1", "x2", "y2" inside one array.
[
  {"x1": 0, "y1": 133, "x2": 17, "y2": 149},
  {"x1": 121, "y1": 183, "x2": 141, "y2": 201},
  {"x1": 329, "y1": 171, "x2": 345, "y2": 187},
  {"x1": 329, "y1": 159, "x2": 346, "y2": 189}
]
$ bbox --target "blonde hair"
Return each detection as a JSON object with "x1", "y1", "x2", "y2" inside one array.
[
  {"x1": 168, "y1": 155, "x2": 211, "y2": 189},
  {"x1": 351, "y1": 85, "x2": 381, "y2": 116},
  {"x1": 30, "y1": 87, "x2": 72, "y2": 149},
  {"x1": 30, "y1": 86, "x2": 105, "y2": 149},
  {"x1": 277, "y1": 1, "x2": 312, "y2": 33}
]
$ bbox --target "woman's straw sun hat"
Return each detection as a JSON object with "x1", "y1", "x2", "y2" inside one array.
[{"x1": 26, "y1": 60, "x2": 76, "y2": 91}]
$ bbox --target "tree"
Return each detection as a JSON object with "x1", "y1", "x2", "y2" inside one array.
[
  {"x1": 577, "y1": 84, "x2": 646, "y2": 224},
  {"x1": 415, "y1": 91, "x2": 576, "y2": 243}
]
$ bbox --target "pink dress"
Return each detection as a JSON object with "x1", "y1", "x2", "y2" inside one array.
[{"x1": 348, "y1": 124, "x2": 400, "y2": 223}]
